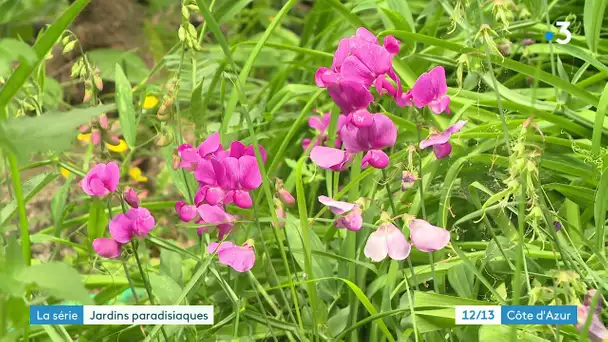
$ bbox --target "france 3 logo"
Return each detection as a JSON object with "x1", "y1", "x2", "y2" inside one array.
[{"x1": 545, "y1": 22, "x2": 572, "y2": 45}]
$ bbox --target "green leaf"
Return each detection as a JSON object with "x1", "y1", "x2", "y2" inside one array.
[
  {"x1": 87, "y1": 49, "x2": 150, "y2": 83},
  {"x1": 544, "y1": 183, "x2": 595, "y2": 207},
  {"x1": 447, "y1": 263, "x2": 475, "y2": 298},
  {"x1": 592, "y1": 83, "x2": 608, "y2": 157},
  {"x1": 51, "y1": 174, "x2": 73, "y2": 236},
  {"x1": 594, "y1": 170, "x2": 608, "y2": 252},
  {"x1": 383, "y1": 0, "x2": 415, "y2": 32},
  {"x1": 0, "y1": 172, "x2": 57, "y2": 230},
  {"x1": 327, "y1": 306, "x2": 350, "y2": 337},
  {"x1": 115, "y1": 64, "x2": 137, "y2": 148},
  {"x1": 0, "y1": 38, "x2": 37, "y2": 77},
  {"x1": 0, "y1": 104, "x2": 115, "y2": 161},
  {"x1": 160, "y1": 248, "x2": 183, "y2": 286},
  {"x1": 149, "y1": 273, "x2": 184, "y2": 305},
  {"x1": 584, "y1": 0, "x2": 607, "y2": 53},
  {"x1": 0, "y1": 0, "x2": 91, "y2": 119},
  {"x1": 190, "y1": 79, "x2": 204, "y2": 130},
  {"x1": 87, "y1": 199, "x2": 108, "y2": 246},
  {"x1": 19, "y1": 262, "x2": 93, "y2": 304},
  {"x1": 284, "y1": 213, "x2": 335, "y2": 292}
]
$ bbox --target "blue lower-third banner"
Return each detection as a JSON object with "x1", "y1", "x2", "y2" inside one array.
[
  {"x1": 455, "y1": 305, "x2": 577, "y2": 325},
  {"x1": 30, "y1": 305, "x2": 213, "y2": 325}
]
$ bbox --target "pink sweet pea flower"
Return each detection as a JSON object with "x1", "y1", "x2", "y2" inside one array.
[
  {"x1": 408, "y1": 219, "x2": 451, "y2": 252},
  {"x1": 419, "y1": 120, "x2": 467, "y2": 159},
  {"x1": 364, "y1": 223, "x2": 411, "y2": 262},
  {"x1": 316, "y1": 28, "x2": 404, "y2": 110},
  {"x1": 80, "y1": 162, "x2": 120, "y2": 197},
  {"x1": 403, "y1": 66, "x2": 451, "y2": 114},
  {"x1": 310, "y1": 146, "x2": 353, "y2": 171},
  {"x1": 109, "y1": 208, "x2": 156, "y2": 243},
  {"x1": 92, "y1": 238, "x2": 121, "y2": 259},
  {"x1": 175, "y1": 200, "x2": 198, "y2": 222},
  {"x1": 302, "y1": 112, "x2": 347, "y2": 150},
  {"x1": 123, "y1": 188, "x2": 140, "y2": 208},
  {"x1": 177, "y1": 144, "x2": 201, "y2": 170},
  {"x1": 197, "y1": 131, "x2": 222, "y2": 158},
  {"x1": 207, "y1": 240, "x2": 256, "y2": 272},
  {"x1": 577, "y1": 290, "x2": 608, "y2": 342},
  {"x1": 318, "y1": 195, "x2": 362, "y2": 231},
  {"x1": 198, "y1": 204, "x2": 237, "y2": 239}
]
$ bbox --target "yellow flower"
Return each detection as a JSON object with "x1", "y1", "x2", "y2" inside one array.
[
  {"x1": 143, "y1": 96, "x2": 159, "y2": 109},
  {"x1": 77, "y1": 133, "x2": 91, "y2": 143},
  {"x1": 106, "y1": 139, "x2": 128, "y2": 153},
  {"x1": 129, "y1": 167, "x2": 148, "y2": 183},
  {"x1": 60, "y1": 167, "x2": 71, "y2": 178}
]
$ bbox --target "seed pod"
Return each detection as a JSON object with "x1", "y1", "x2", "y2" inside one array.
[{"x1": 156, "y1": 132, "x2": 174, "y2": 147}]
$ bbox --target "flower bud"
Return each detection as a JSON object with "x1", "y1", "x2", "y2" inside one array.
[
  {"x1": 91, "y1": 130, "x2": 101, "y2": 145},
  {"x1": 278, "y1": 188, "x2": 295, "y2": 207},
  {"x1": 156, "y1": 132, "x2": 174, "y2": 147},
  {"x1": 123, "y1": 188, "x2": 140, "y2": 208},
  {"x1": 94, "y1": 74, "x2": 104, "y2": 91},
  {"x1": 99, "y1": 113, "x2": 108, "y2": 130},
  {"x1": 79, "y1": 124, "x2": 91, "y2": 134},
  {"x1": 401, "y1": 171, "x2": 418, "y2": 191},
  {"x1": 83, "y1": 88, "x2": 93, "y2": 103}
]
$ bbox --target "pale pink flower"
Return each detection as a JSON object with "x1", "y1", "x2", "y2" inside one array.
[
  {"x1": 577, "y1": 290, "x2": 608, "y2": 342},
  {"x1": 408, "y1": 219, "x2": 451, "y2": 252},
  {"x1": 364, "y1": 223, "x2": 411, "y2": 262}
]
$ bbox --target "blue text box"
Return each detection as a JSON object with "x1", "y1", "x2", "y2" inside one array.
[
  {"x1": 30, "y1": 305, "x2": 84, "y2": 325},
  {"x1": 501, "y1": 306, "x2": 577, "y2": 325}
]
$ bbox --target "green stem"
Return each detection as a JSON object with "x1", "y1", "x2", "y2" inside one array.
[
  {"x1": 403, "y1": 270, "x2": 419, "y2": 342},
  {"x1": 347, "y1": 153, "x2": 362, "y2": 342},
  {"x1": 131, "y1": 240, "x2": 169, "y2": 341},
  {"x1": 121, "y1": 256, "x2": 140, "y2": 304},
  {"x1": 8, "y1": 153, "x2": 30, "y2": 265},
  {"x1": 381, "y1": 168, "x2": 420, "y2": 291}
]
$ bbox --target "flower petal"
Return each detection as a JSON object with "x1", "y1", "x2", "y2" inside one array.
[
  {"x1": 384, "y1": 223, "x2": 411, "y2": 260},
  {"x1": 109, "y1": 213, "x2": 134, "y2": 243},
  {"x1": 92, "y1": 238, "x2": 121, "y2": 259},
  {"x1": 409, "y1": 219, "x2": 450, "y2": 252},
  {"x1": 433, "y1": 143, "x2": 452, "y2": 159},
  {"x1": 198, "y1": 204, "x2": 235, "y2": 224},
  {"x1": 238, "y1": 155, "x2": 262, "y2": 190},
  {"x1": 364, "y1": 229, "x2": 389, "y2": 262},
  {"x1": 310, "y1": 146, "x2": 349, "y2": 170},
  {"x1": 197, "y1": 132, "x2": 221, "y2": 157},
  {"x1": 218, "y1": 245, "x2": 256, "y2": 272},
  {"x1": 207, "y1": 241, "x2": 236, "y2": 254},
  {"x1": 361, "y1": 150, "x2": 389, "y2": 169},
  {"x1": 318, "y1": 195, "x2": 355, "y2": 215},
  {"x1": 233, "y1": 190, "x2": 253, "y2": 209}
]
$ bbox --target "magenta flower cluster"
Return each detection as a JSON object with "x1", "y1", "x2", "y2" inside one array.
[
  {"x1": 80, "y1": 162, "x2": 156, "y2": 259},
  {"x1": 310, "y1": 28, "x2": 403, "y2": 171},
  {"x1": 175, "y1": 132, "x2": 264, "y2": 272}
]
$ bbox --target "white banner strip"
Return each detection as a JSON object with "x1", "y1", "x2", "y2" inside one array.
[{"x1": 83, "y1": 305, "x2": 213, "y2": 325}]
